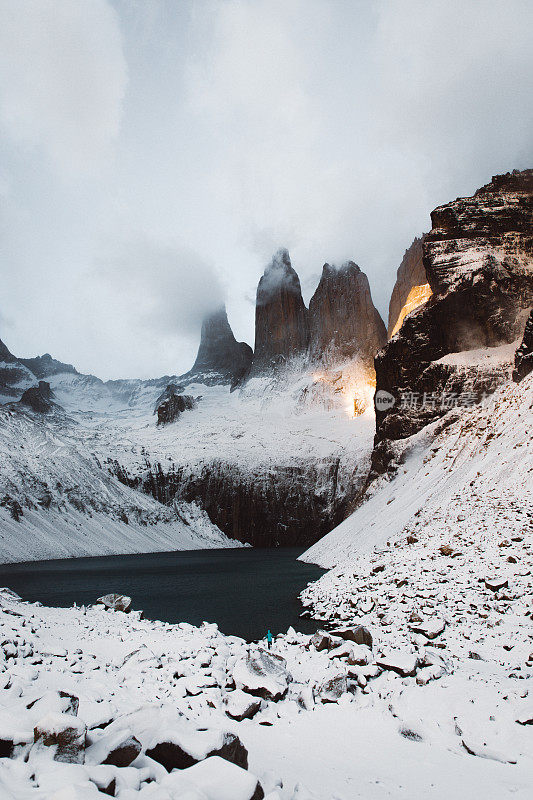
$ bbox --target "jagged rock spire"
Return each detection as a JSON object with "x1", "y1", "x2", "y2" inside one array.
[
  {"x1": 190, "y1": 305, "x2": 252, "y2": 384},
  {"x1": 0, "y1": 338, "x2": 15, "y2": 363},
  {"x1": 252, "y1": 249, "x2": 309, "y2": 373},
  {"x1": 308, "y1": 261, "x2": 386, "y2": 365}
]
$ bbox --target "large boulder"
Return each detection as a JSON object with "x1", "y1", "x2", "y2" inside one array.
[
  {"x1": 95, "y1": 594, "x2": 132, "y2": 613},
  {"x1": 309, "y1": 631, "x2": 339, "y2": 652},
  {"x1": 161, "y1": 755, "x2": 264, "y2": 800},
  {"x1": 146, "y1": 728, "x2": 248, "y2": 772},
  {"x1": 223, "y1": 690, "x2": 262, "y2": 722},
  {"x1": 156, "y1": 388, "x2": 198, "y2": 426},
  {"x1": 316, "y1": 674, "x2": 348, "y2": 703},
  {"x1": 233, "y1": 649, "x2": 292, "y2": 702},
  {"x1": 85, "y1": 729, "x2": 142, "y2": 767},
  {"x1": 328, "y1": 626, "x2": 373, "y2": 648},
  {"x1": 0, "y1": 709, "x2": 34, "y2": 757},
  {"x1": 376, "y1": 652, "x2": 419, "y2": 678},
  {"x1": 27, "y1": 691, "x2": 80, "y2": 721},
  {"x1": 34, "y1": 712, "x2": 87, "y2": 764}
]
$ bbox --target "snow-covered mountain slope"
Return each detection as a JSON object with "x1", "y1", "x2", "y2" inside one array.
[
  {"x1": 45, "y1": 363, "x2": 375, "y2": 548},
  {"x1": 302, "y1": 371, "x2": 532, "y2": 568},
  {"x1": 0, "y1": 356, "x2": 375, "y2": 559},
  {"x1": 0, "y1": 406, "x2": 239, "y2": 563}
]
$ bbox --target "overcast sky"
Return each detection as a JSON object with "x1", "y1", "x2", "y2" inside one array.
[{"x1": 0, "y1": 0, "x2": 532, "y2": 379}]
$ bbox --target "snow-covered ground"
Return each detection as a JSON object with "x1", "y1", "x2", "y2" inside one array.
[
  {"x1": 302, "y1": 372, "x2": 532, "y2": 568},
  {"x1": 1, "y1": 563, "x2": 533, "y2": 800},
  {"x1": 48, "y1": 367, "x2": 373, "y2": 476},
  {"x1": 0, "y1": 364, "x2": 374, "y2": 562},
  {"x1": 0, "y1": 406, "x2": 240, "y2": 563},
  {"x1": 0, "y1": 368, "x2": 531, "y2": 796}
]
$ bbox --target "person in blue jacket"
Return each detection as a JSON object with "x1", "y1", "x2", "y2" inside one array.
[{"x1": 266, "y1": 629, "x2": 273, "y2": 649}]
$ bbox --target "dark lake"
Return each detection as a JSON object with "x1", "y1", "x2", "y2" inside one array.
[{"x1": 0, "y1": 548, "x2": 325, "y2": 641}]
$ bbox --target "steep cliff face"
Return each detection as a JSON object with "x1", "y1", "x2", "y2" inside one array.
[
  {"x1": 116, "y1": 451, "x2": 369, "y2": 549},
  {"x1": 514, "y1": 309, "x2": 533, "y2": 382},
  {"x1": 188, "y1": 306, "x2": 252, "y2": 385},
  {"x1": 374, "y1": 169, "x2": 533, "y2": 467},
  {"x1": 251, "y1": 249, "x2": 309, "y2": 373},
  {"x1": 0, "y1": 338, "x2": 38, "y2": 403},
  {"x1": 387, "y1": 236, "x2": 432, "y2": 338},
  {"x1": 309, "y1": 262, "x2": 386, "y2": 366}
]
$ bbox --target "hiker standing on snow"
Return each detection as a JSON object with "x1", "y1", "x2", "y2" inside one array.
[{"x1": 266, "y1": 629, "x2": 273, "y2": 649}]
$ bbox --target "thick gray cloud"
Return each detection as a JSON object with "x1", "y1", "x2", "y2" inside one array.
[{"x1": 0, "y1": 0, "x2": 531, "y2": 378}]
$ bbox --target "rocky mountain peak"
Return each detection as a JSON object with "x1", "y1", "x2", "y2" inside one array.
[
  {"x1": 255, "y1": 248, "x2": 302, "y2": 306},
  {"x1": 373, "y1": 168, "x2": 533, "y2": 472},
  {"x1": 189, "y1": 306, "x2": 252, "y2": 385},
  {"x1": 252, "y1": 249, "x2": 309, "y2": 373},
  {"x1": 20, "y1": 352, "x2": 78, "y2": 379},
  {"x1": 0, "y1": 338, "x2": 15, "y2": 363},
  {"x1": 309, "y1": 261, "x2": 386, "y2": 367}
]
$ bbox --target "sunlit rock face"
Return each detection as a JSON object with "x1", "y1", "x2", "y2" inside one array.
[
  {"x1": 306, "y1": 261, "x2": 386, "y2": 415},
  {"x1": 387, "y1": 237, "x2": 432, "y2": 338},
  {"x1": 251, "y1": 249, "x2": 310, "y2": 374},
  {"x1": 373, "y1": 169, "x2": 533, "y2": 472}
]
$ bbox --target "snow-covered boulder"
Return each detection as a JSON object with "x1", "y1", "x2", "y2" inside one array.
[
  {"x1": 27, "y1": 690, "x2": 79, "y2": 720},
  {"x1": 376, "y1": 652, "x2": 419, "y2": 678},
  {"x1": 0, "y1": 709, "x2": 34, "y2": 757},
  {"x1": 309, "y1": 631, "x2": 338, "y2": 652},
  {"x1": 85, "y1": 728, "x2": 142, "y2": 767},
  {"x1": 34, "y1": 712, "x2": 87, "y2": 764},
  {"x1": 146, "y1": 728, "x2": 248, "y2": 771},
  {"x1": 233, "y1": 649, "x2": 292, "y2": 702},
  {"x1": 316, "y1": 674, "x2": 348, "y2": 703},
  {"x1": 408, "y1": 618, "x2": 446, "y2": 639},
  {"x1": 95, "y1": 593, "x2": 132, "y2": 613},
  {"x1": 328, "y1": 625, "x2": 373, "y2": 648},
  {"x1": 223, "y1": 690, "x2": 262, "y2": 721},
  {"x1": 484, "y1": 577, "x2": 508, "y2": 592},
  {"x1": 161, "y1": 754, "x2": 264, "y2": 799}
]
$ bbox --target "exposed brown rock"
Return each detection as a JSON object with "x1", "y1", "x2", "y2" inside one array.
[
  {"x1": 189, "y1": 306, "x2": 252, "y2": 386},
  {"x1": 373, "y1": 169, "x2": 533, "y2": 467},
  {"x1": 309, "y1": 261, "x2": 386, "y2": 367},
  {"x1": 387, "y1": 236, "x2": 432, "y2": 338},
  {"x1": 251, "y1": 249, "x2": 309, "y2": 373},
  {"x1": 19, "y1": 381, "x2": 56, "y2": 413},
  {"x1": 156, "y1": 388, "x2": 198, "y2": 426},
  {"x1": 513, "y1": 309, "x2": 533, "y2": 382}
]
